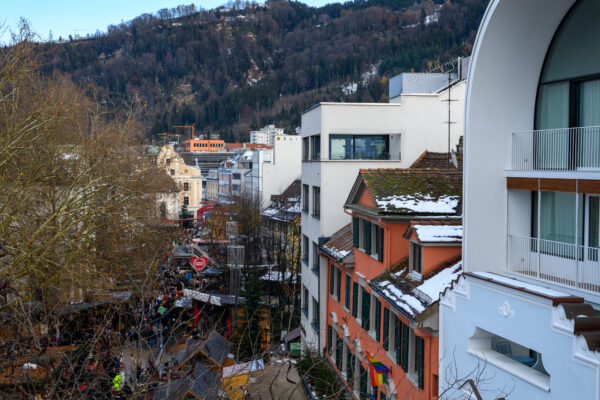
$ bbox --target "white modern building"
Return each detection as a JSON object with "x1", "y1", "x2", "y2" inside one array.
[
  {"x1": 250, "y1": 124, "x2": 285, "y2": 146},
  {"x1": 300, "y1": 68, "x2": 467, "y2": 351},
  {"x1": 440, "y1": 1, "x2": 600, "y2": 399},
  {"x1": 245, "y1": 134, "x2": 302, "y2": 207}
]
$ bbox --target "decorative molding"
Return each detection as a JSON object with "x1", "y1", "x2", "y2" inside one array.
[
  {"x1": 573, "y1": 335, "x2": 600, "y2": 367},
  {"x1": 497, "y1": 301, "x2": 515, "y2": 318},
  {"x1": 551, "y1": 304, "x2": 574, "y2": 334},
  {"x1": 440, "y1": 290, "x2": 456, "y2": 312},
  {"x1": 454, "y1": 275, "x2": 470, "y2": 299}
]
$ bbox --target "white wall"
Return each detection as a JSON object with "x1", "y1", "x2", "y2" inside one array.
[
  {"x1": 463, "y1": 0, "x2": 576, "y2": 275},
  {"x1": 440, "y1": 276, "x2": 600, "y2": 400}
]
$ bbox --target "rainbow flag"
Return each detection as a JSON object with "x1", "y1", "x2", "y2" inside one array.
[{"x1": 367, "y1": 352, "x2": 389, "y2": 386}]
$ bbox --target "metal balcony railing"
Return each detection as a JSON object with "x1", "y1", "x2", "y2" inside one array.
[
  {"x1": 507, "y1": 234, "x2": 600, "y2": 294},
  {"x1": 512, "y1": 126, "x2": 600, "y2": 171}
]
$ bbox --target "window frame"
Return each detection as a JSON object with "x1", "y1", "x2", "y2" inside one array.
[
  {"x1": 312, "y1": 186, "x2": 321, "y2": 217},
  {"x1": 410, "y1": 241, "x2": 423, "y2": 276}
]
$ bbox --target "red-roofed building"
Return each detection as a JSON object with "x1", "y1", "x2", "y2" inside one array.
[{"x1": 321, "y1": 168, "x2": 462, "y2": 399}]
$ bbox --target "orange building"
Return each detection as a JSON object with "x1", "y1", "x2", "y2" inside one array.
[
  {"x1": 321, "y1": 168, "x2": 462, "y2": 400},
  {"x1": 184, "y1": 139, "x2": 226, "y2": 152}
]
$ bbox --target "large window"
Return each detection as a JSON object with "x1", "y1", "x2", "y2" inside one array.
[
  {"x1": 329, "y1": 135, "x2": 389, "y2": 160},
  {"x1": 311, "y1": 135, "x2": 321, "y2": 160},
  {"x1": 535, "y1": 0, "x2": 600, "y2": 170}
]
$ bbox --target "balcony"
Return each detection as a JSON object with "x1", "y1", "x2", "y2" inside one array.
[
  {"x1": 512, "y1": 126, "x2": 600, "y2": 171},
  {"x1": 507, "y1": 234, "x2": 600, "y2": 294}
]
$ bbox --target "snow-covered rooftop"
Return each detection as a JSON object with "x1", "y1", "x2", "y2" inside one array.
[
  {"x1": 373, "y1": 260, "x2": 462, "y2": 319},
  {"x1": 377, "y1": 194, "x2": 459, "y2": 214},
  {"x1": 470, "y1": 272, "x2": 570, "y2": 298},
  {"x1": 413, "y1": 224, "x2": 462, "y2": 243}
]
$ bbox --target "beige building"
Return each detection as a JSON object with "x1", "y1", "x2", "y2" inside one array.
[{"x1": 157, "y1": 145, "x2": 204, "y2": 215}]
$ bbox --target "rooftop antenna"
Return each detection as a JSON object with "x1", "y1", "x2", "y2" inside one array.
[{"x1": 439, "y1": 58, "x2": 459, "y2": 168}]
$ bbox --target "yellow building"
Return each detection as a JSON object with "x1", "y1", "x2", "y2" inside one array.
[{"x1": 157, "y1": 145, "x2": 203, "y2": 215}]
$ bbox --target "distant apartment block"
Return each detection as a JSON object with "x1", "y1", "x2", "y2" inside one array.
[{"x1": 250, "y1": 124, "x2": 285, "y2": 146}]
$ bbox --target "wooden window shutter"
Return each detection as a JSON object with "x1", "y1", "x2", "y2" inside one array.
[
  {"x1": 352, "y1": 216, "x2": 360, "y2": 247},
  {"x1": 395, "y1": 316, "x2": 401, "y2": 364},
  {"x1": 365, "y1": 220, "x2": 372, "y2": 254},
  {"x1": 401, "y1": 323, "x2": 409, "y2": 372},
  {"x1": 329, "y1": 264, "x2": 335, "y2": 295},
  {"x1": 336, "y1": 268, "x2": 342, "y2": 300},
  {"x1": 362, "y1": 288, "x2": 370, "y2": 331},
  {"x1": 375, "y1": 298, "x2": 381, "y2": 341},
  {"x1": 416, "y1": 336, "x2": 425, "y2": 389},
  {"x1": 327, "y1": 325, "x2": 332, "y2": 355},
  {"x1": 377, "y1": 225, "x2": 384, "y2": 262},
  {"x1": 383, "y1": 308, "x2": 390, "y2": 351},
  {"x1": 352, "y1": 282, "x2": 358, "y2": 318}
]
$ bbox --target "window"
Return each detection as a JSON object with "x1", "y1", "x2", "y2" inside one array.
[
  {"x1": 395, "y1": 315, "x2": 410, "y2": 372},
  {"x1": 374, "y1": 224, "x2": 384, "y2": 262},
  {"x1": 534, "y1": 0, "x2": 600, "y2": 170},
  {"x1": 183, "y1": 196, "x2": 189, "y2": 206},
  {"x1": 302, "y1": 184, "x2": 309, "y2": 213},
  {"x1": 183, "y1": 182, "x2": 189, "y2": 191},
  {"x1": 335, "y1": 331, "x2": 343, "y2": 371},
  {"x1": 311, "y1": 135, "x2": 321, "y2": 160},
  {"x1": 166, "y1": 158, "x2": 171, "y2": 165},
  {"x1": 329, "y1": 134, "x2": 390, "y2": 160},
  {"x1": 312, "y1": 186, "x2": 320, "y2": 217},
  {"x1": 312, "y1": 242, "x2": 320, "y2": 270},
  {"x1": 468, "y1": 327, "x2": 549, "y2": 390},
  {"x1": 302, "y1": 286, "x2": 309, "y2": 318},
  {"x1": 327, "y1": 325, "x2": 333, "y2": 355},
  {"x1": 302, "y1": 137, "x2": 309, "y2": 161},
  {"x1": 233, "y1": 173, "x2": 241, "y2": 179},
  {"x1": 362, "y1": 219, "x2": 371, "y2": 254},
  {"x1": 410, "y1": 242, "x2": 422, "y2": 275},
  {"x1": 352, "y1": 216, "x2": 360, "y2": 248},
  {"x1": 312, "y1": 298, "x2": 320, "y2": 327},
  {"x1": 170, "y1": 169, "x2": 175, "y2": 176},
  {"x1": 302, "y1": 235, "x2": 309, "y2": 264},
  {"x1": 344, "y1": 274, "x2": 351, "y2": 310},
  {"x1": 374, "y1": 297, "x2": 381, "y2": 341}
]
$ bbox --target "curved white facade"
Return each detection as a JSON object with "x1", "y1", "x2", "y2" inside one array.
[{"x1": 463, "y1": 0, "x2": 577, "y2": 275}]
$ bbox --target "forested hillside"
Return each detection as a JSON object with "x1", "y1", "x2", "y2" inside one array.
[{"x1": 38, "y1": 0, "x2": 488, "y2": 142}]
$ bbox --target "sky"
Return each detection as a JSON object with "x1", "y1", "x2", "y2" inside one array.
[{"x1": 1, "y1": 0, "x2": 336, "y2": 43}]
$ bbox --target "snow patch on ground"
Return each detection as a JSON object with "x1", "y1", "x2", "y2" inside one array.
[{"x1": 341, "y1": 82, "x2": 358, "y2": 95}]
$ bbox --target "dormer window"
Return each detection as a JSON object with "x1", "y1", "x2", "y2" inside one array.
[{"x1": 409, "y1": 241, "x2": 422, "y2": 276}]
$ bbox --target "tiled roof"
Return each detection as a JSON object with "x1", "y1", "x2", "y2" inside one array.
[
  {"x1": 371, "y1": 256, "x2": 462, "y2": 321},
  {"x1": 270, "y1": 179, "x2": 301, "y2": 202},
  {"x1": 410, "y1": 151, "x2": 462, "y2": 170},
  {"x1": 320, "y1": 224, "x2": 354, "y2": 262},
  {"x1": 360, "y1": 169, "x2": 462, "y2": 216}
]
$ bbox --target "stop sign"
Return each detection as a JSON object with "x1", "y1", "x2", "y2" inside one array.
[{"x1": 190, "y1": 256, "x2": 208, "y2": 274}]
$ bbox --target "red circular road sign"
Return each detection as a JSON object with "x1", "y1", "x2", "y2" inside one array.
[{"x1": 190, "y1": 256, "x2": 208, "y2": 273}]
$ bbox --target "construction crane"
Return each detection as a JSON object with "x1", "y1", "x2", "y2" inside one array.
[
  {"x1": 173, "y1": 125, "x2": 195, "y2": 141},
  {"x1": 157, "y1": 132, "x2": 182, "y2": 145}
]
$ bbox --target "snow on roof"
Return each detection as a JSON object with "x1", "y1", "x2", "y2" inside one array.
[
  {"x1": 377, "y1": 194, "x2": 458, "y2": 214},
  {"x1": 261, "y1": 208, "x2": 279, "y2": 217},
  {"x1": 470, "y1": 272, "x2": 570, "y2": 298},
  {"x1": 414, "y1": 224, "x2": 462, "y2": 243},
  {"x1": 373, "y1": 260, "x2": 462, "y2": 320},
  {"x1": 320, "y1": 224, "x2": 353, "y2": 262}
]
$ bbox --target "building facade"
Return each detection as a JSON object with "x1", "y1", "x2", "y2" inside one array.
[
  {"x1": 245, "y1": 134, "x2": 302, "y2": 208},
  {"x1": 320, "y1": 168, "x2": 462, "y2": 399},
  {"x1": 250, "y1": 124, "x2": 285, "y2": 146},
  {"x1": 157, "y1": 145, "x2": 204, "y2": 214},
  {"x1": 440, "y1": 1, "x2": 600, "y2": 398},
  {"x1": 184, "y1": 139, "x2": 226, "y2": 152},
  {"x1": 301, "y1": 70, "x2": 466, "y2": 351}
]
